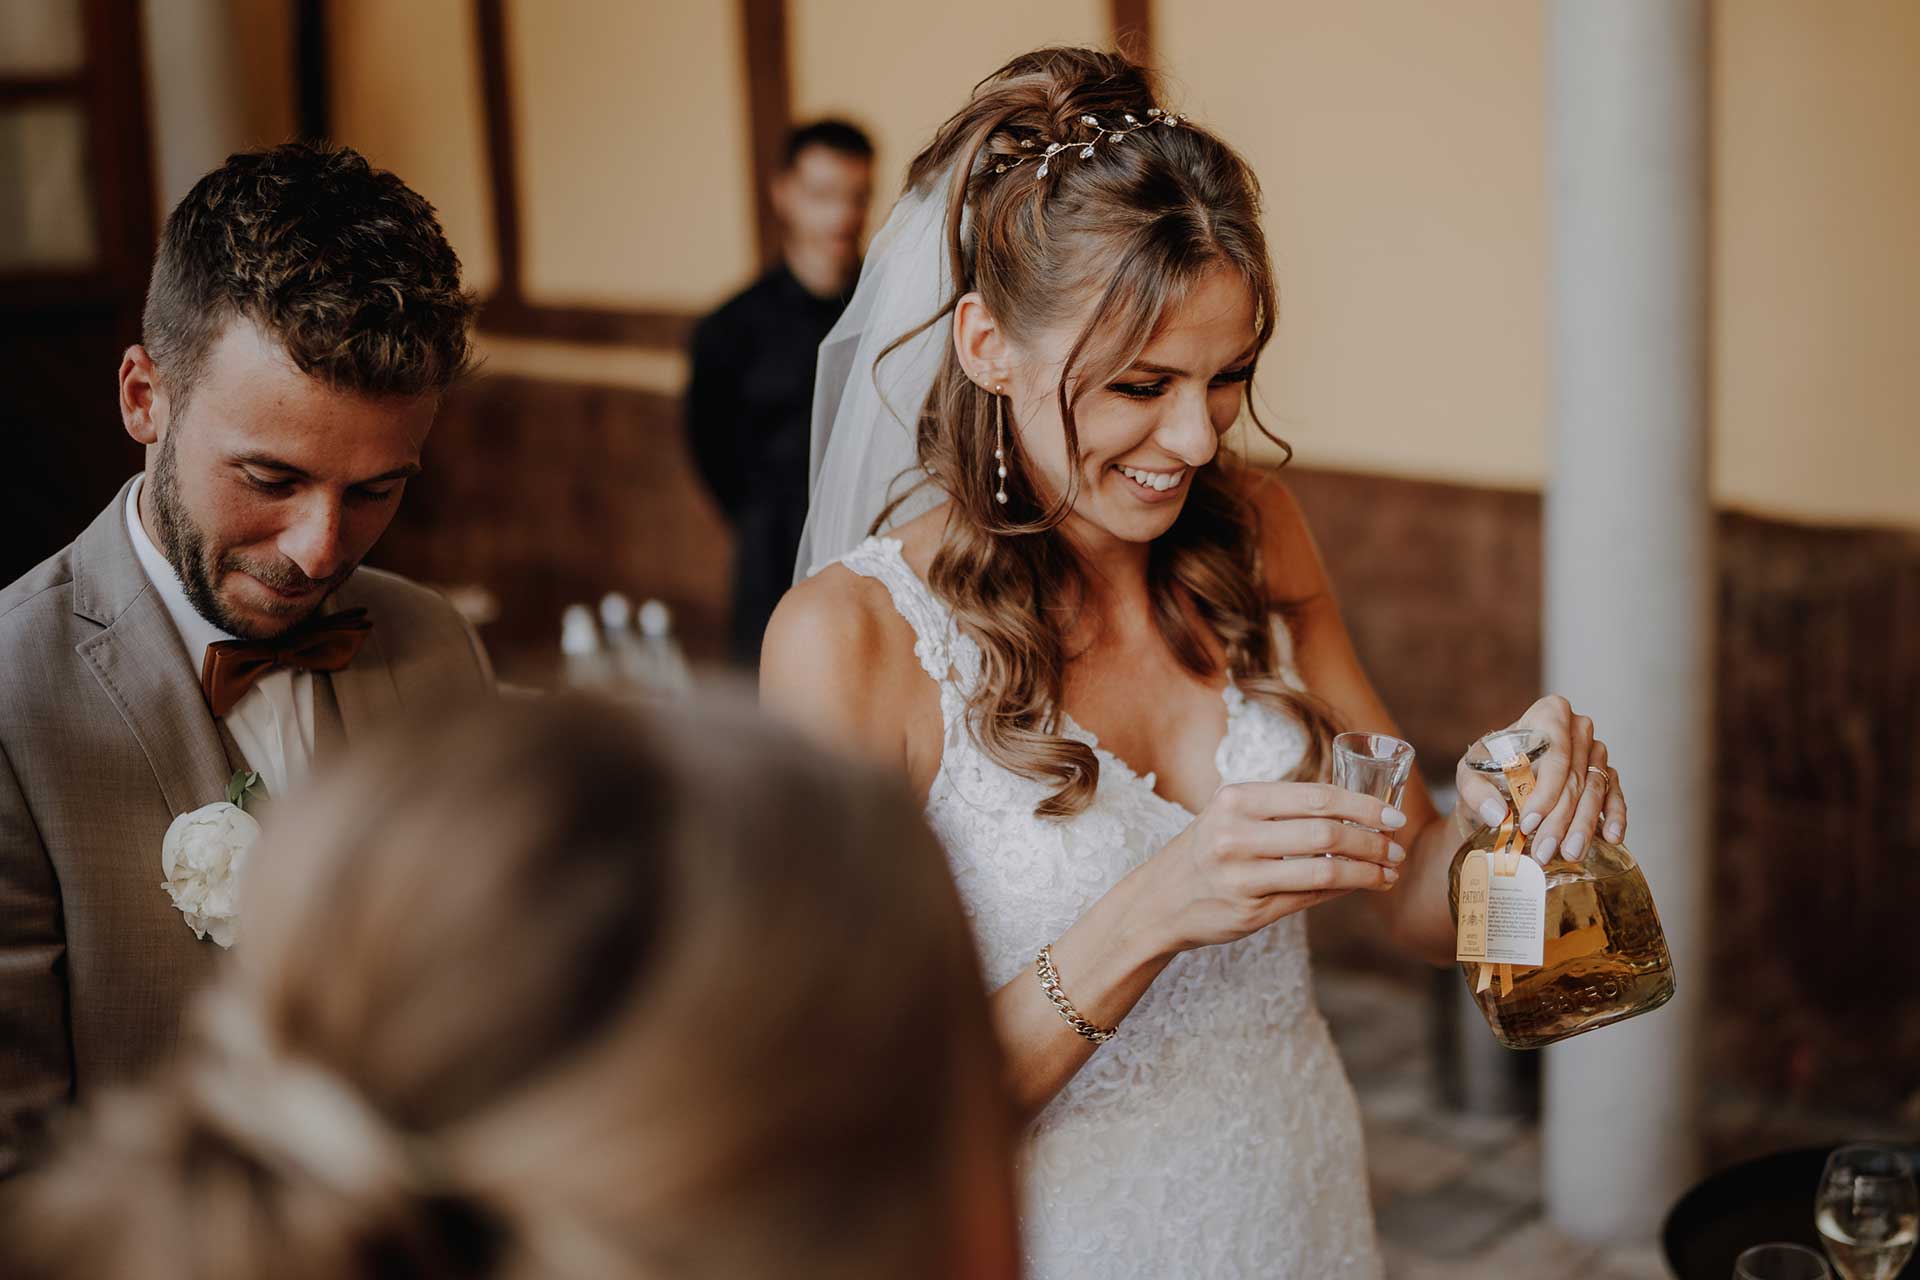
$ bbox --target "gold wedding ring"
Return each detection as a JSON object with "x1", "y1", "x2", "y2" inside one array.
[{"x1": 1585, "y1": 765, "x2": 1611, "y2": 796}]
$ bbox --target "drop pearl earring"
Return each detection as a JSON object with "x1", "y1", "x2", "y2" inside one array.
[{"x1": 993, "y1": 385, "x2": 1008, "y2": 505}]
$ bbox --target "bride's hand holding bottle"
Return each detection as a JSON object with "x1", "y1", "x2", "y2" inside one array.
[{"x1": 1451, "y1": 694, "x2": 1630, "y2": 865}]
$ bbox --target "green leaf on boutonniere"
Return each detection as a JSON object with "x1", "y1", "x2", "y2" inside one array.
[{"x1": 226, "y1": 769, "x2": 263, "y2": 811}]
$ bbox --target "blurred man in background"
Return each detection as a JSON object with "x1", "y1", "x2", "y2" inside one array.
[{"x1": 686, "y1": 120, "x2": 873, "y2": 666}]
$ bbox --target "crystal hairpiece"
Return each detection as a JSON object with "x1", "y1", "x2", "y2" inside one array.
[{"x1": 990, "y1": 106, "x2": 1188, "y2": 179}]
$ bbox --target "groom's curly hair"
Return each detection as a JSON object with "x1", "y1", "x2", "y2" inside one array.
[{"x1": 142, "y1": 141, "x2": 476, "y2": 407}]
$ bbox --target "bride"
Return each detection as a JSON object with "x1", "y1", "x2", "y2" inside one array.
[{"x1": 763, "y1": 46, "x2": 1629, "y2": 1278}]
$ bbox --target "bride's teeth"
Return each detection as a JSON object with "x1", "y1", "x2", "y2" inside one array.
[{"x1": 1119, "y1": 465, "x2": 1183, "y2": 492}]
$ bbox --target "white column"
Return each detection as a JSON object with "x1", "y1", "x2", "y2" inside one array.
[{"x1": 1543, "y1": 0, "x2": 1711, "y2": 1241}]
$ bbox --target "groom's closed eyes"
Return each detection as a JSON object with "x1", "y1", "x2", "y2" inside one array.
[{"x1": 230, "y1": 453, "x2": 422, "y2": 505}]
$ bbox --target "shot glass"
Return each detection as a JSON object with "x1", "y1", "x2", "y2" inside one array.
[{"x1": 1332, "y1": 731, "x2": 1415, "y2": 819}]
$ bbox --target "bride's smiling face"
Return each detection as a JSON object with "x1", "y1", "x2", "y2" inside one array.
[{"x1": 957, "y1": 264, "x2": 1258, "y2": 550}]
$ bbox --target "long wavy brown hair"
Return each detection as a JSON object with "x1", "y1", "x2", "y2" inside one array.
[{"x1": 871, "y1": 46, "x2": 1337, "y2": 818}]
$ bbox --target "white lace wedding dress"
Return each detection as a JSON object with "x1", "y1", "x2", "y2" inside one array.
[{"x1": 832, "y1": 538, "x2": 1383, "y2": 1278}]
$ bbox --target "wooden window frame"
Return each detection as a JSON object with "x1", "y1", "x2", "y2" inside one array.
[
  {"x1": 467, "y1": 0, "x2": 1149, "y2": 349},
  {"x1": 0, "y1": 0, "x2": 156, "y2": 323}
]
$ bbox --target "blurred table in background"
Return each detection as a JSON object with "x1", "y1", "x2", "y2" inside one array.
[{"x1": 1664, "y1": 1146, "x2": 1920, "y2": 1280}]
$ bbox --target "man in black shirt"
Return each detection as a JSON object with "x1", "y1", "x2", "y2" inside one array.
[{"x1": 687, "y1": 120, "x2": 873, "y2": 665}]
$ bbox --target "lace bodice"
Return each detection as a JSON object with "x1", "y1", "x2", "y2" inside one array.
[{"x1": 830, "y1": 538, "x2": 1382, "y2": 1278}]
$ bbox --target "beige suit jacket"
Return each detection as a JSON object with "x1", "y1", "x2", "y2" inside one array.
[{"x1": 0, "y1": 477, "x2": 493, "y2": 1173}]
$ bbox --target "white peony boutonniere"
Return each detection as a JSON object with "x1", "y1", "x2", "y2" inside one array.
[{"x1": 160, "y1": 770, "x2": 263, "y2": 948}]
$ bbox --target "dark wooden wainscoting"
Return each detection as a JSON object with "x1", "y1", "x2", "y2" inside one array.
[
  {"x1": 1708, "y1": 514, "x2": 1920, "y2": 1125},
  {"x1": 1, "y1": 310, "x2": 145, "y2": 581},
  {"x1": 37, "y1": 364, "x2": 1886, "y2": 1123},
  {"x1": 1282, "y1": 468, "x2": 1543, "y2": 771},
  {"x1": 369, "y1": 373, "x2": 733, "y2": 676},
  {"x1": 1288, "y1": 476, "x2": 1920, "y2": 1127}
]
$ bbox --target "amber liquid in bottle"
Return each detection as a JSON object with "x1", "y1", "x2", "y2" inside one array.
[
  {"x1": 1446, "y1": 731, "x2": 1677, "y2": 1050},
  {"x1": 1447, "y1": 826, "x2": 1675, "y2": 1049}
]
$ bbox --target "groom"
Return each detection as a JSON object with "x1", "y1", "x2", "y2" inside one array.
[{"x1": 0, "y1": 143, "x2": 493, "y2": 1174}]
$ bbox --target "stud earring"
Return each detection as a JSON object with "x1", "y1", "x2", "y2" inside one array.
[{"x1": 992, "y1": 384, "x2": 1008, "y2": 505}]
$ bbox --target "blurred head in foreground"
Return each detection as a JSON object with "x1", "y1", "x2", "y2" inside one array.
[{"x1": 4, "y1": 694, "x2": 1018, "y2": 1280}]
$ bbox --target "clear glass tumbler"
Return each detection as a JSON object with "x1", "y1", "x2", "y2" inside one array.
[
  {"x1": 1331, "y1": 731, "x2": 1414, "y2": 814},
  {"x1": 1815, "y1": 1144, "x2": 1918, "y2": 1280},
  {"x1": 1735, "y1": 1243, "x2": 1834, "y2": 1280}
]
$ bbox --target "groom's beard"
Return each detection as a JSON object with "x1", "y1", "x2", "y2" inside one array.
[{"x1": 150, "y1": 430, "x2": 357, "y2": 641}]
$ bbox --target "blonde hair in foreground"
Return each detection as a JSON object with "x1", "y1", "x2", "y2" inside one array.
[
  {"x1": 877, "y1": 46, "x2": 1337, "y2": 818},
  {"x1": 3, "y1": 694, "x2": 1013, "y2": 1280}
]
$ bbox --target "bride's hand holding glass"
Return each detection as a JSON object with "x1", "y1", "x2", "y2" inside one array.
[{"x1": 1133, "y1": 782, "x2": 1408, "y2": 952}]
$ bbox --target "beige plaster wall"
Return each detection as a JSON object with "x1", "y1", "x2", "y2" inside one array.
[
  {"x1": 315, "y1": 1, "x2": 1918, "y2": 528},
  {"x1": 788, "y1": 0, "x2": 1110, "y2": 229},
  {"x1": 1165, "y1": 0, "x2": 1920, "y2": 528},
  {"x1": 507, "y1": 0, "x2": 756, "y2": 310},
  {"x1": 1711, "y1": 0, "x2": 1920, "y2": 529},
  {"x1": 327, "y1": 0, "x2": 500, "y2": 297},
  {"x1": 1161, "y1": 1, "x2": 1549, "y2": 492}
]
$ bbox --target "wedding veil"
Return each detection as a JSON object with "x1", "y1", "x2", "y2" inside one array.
[{"x1": 792, "y1": 168, "x2": 963, "y2": 582}]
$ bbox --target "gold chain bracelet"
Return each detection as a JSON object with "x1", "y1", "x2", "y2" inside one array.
[{"x1": 1035, "y1": 944, "x2": 1118, "y2": 1045}]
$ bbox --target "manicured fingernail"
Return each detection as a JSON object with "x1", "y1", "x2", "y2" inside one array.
[
  {"x1": 1380, "y1": 806, "x2": 1407, "y2": 830},
  {"x1": 1605, "y1": 822, "x2": 1623, "y2": 842},
  {"x1": 1388, "y1": 842, "x2": 1407, "y2": 864},
  {"x1": 1521, "y1": 812, "x2": 1543, "y2": 835},
  {"x1": 1532, "y1": 834, "x2": 1558, "y2": 863},
  {"x1": 1479, "y1": 798, "x2": 1507, "y2": 827},
  {"x1": 1564, "y1": 833, "x2": 1586, "y2": 860},
  {"x1": 1382, "y1": 866, "x2": 1400, "y2": 884}
]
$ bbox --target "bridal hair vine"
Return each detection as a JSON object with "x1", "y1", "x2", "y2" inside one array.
[{"x1": 990, "y1": 107, "x2": 1188, "y2": 179}]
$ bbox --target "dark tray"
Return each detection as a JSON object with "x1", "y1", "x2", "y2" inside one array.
[{"x1": 1663, "y1": 1145, "x2": 1920, "y2": 1280}]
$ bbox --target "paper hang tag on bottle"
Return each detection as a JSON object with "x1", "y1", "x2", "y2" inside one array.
[
  {"x1": 1483, "y1": 746, "x2": 1547, "y2": 967},
  {"x1": 1482, "y1": 849, "x2": 1546, "y2": 967},
  {"x1": 1458, "y1": 796, "x2": 1548, "y2": 970},
  {"x1": 1474, "y1": 821, "x2": 1551, "y2": 971},
  {"x1": 1456, "y1": 852, "x2": 1491, "y2": 963}
]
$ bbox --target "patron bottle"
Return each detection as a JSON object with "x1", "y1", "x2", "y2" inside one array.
[{"x1": 1447, "y1": 729, "x2": 1676, "y2": 1049}]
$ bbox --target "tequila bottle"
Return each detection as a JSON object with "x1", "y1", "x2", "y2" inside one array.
[{"x1": 1446, "y1": 729, "x2": 1676, "y2": 1050}]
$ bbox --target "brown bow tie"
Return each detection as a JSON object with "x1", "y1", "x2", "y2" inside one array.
[{"x1": 200, "y1": 608, "x2": 372, "y2": 717}]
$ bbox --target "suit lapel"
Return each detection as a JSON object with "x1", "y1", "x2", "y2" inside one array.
[
  {"x1": 326, "y1": 574, "x2": 400, "y2": 742},
  {"x1": 70, "y1": 477, "x2": 232, "y2": 817},
  {"x1": 76, "y1": 587, "x2": 232, "y2": 818},
  {"x1": 69, "y1": 482, "x2": 402, "y2": 799}
]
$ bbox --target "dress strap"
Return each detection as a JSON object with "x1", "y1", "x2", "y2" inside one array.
[{"x1": 829, "y1": 537, "x2": 959, "y2": 685}]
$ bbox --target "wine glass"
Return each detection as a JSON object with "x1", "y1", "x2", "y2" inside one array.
[
  {"x1": 1816, "y1": 1144, "x2": 1919, "y2": 1280},
  {"x1": 1331, "y1": 732, "x2": 1414, "y2": 819},
  {"x1": 1735, "y1": 1243, "x2": 1835, "y2": 1280}
]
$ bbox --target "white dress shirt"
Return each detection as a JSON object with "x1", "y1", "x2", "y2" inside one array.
[{"x1": 125, "y1": 476, "x2": 320, "y2": 801}]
